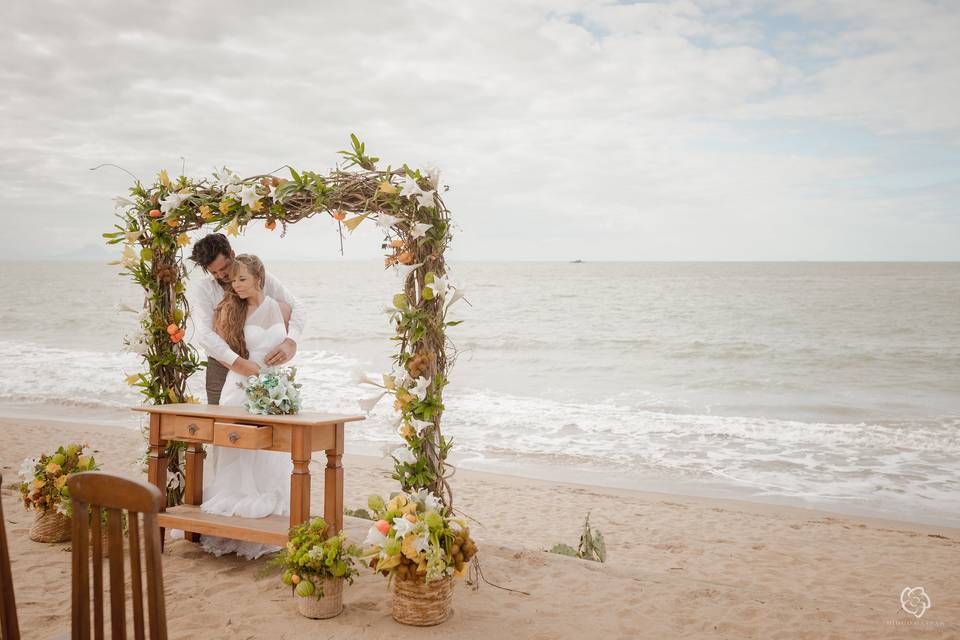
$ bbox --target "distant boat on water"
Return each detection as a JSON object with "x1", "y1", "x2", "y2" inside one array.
[{"x1": 571, "y1": 259, "x2": 584, "y2": 264}]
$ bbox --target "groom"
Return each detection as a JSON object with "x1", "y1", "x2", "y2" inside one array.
[{"x1": 189, "y1": 233, "x2": 305, "y2": 404}]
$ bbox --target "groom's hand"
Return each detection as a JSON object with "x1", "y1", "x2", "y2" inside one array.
[{"x1": 265, "y1": 338, "x2": 297, "y2": 367}]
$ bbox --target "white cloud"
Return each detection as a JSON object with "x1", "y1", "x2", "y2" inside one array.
[{"x1": 0, "y1": 0, "x2": 957, "y2": 262}]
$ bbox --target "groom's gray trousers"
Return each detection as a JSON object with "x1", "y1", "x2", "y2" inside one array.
[{"x1": 206, "y1": 358, "x2": 229, "y2": 405}]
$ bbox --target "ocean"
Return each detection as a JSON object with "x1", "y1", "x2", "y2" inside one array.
[{"x1": 0, "y1": 260, "x2": 957, "y2": 525}]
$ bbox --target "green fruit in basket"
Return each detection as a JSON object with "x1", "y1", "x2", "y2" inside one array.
[
  {"x1": 368, "y1": 495, "x2": 385, "y2": 513},
  {"x1": 295, "y1": 579, "x2": 315, "y2": 597},
  {"x1": 51, "y1": 453, "x2": 66, "y2": 466},
  {"x1": 282, "y1": 570, "x2": 294, "y2": 586},
  {"x1": 65, "y1": 444, "x2": 79, "y2": 457}
]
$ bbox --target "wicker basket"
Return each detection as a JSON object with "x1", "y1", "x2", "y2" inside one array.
[
  {"x1": 391, "y1": 575, "x2": 453, "y2": 626},
  {"x1": 29, "y1": 511, "x2": 71, "y2": 543},
  {"x1": 295, "y1": 577, "x2": 344, "y2": 619}
]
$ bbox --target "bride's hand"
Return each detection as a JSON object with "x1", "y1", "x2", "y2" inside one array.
[
  {"x1": 233, "y1": 358, "x2": 260, "y2": 377},
  {"x1": 264, "y1": 338, "x2": 297, "y2": 367}
]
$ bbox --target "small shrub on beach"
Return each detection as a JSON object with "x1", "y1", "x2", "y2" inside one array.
[{"x1": 547, "y1": 512, "x2": 606, "y2": 563}]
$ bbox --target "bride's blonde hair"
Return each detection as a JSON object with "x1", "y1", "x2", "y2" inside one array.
[{"x1": 214, "y1": 254, "x2": 266, "y2": 360}]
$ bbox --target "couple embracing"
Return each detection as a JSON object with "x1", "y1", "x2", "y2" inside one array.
[{"x1": 185, "y1": 233, "x2": 305, "y2": 558}]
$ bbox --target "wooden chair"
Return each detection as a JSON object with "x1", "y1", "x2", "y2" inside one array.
[
  {"x1": 68, "y1": 472, "x2": 167, "y2": 640},
  {"x1": 0, "y1": 473, "x2": 20, "y2": 640}
]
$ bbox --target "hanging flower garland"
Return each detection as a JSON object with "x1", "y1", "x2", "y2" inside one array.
[{"x1": 105, "y1": 135, "x2": 464, "y2": 507}]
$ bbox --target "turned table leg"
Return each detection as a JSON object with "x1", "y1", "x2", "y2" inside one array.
[
  {"x1": 183, "y1": 442, "x2": 204, "y2": 542},
  {"x1": 147, "y1": 413, "x2": 168, "y2": 551},
  {"x1": 324, "y1": 423, "x2": 345, "y2": 535},
  {"x1": 290, "y1": 426, "x2": 312, "y2": 530}
]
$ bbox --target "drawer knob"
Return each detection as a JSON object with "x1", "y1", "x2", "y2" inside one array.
[
  {"x1": 188, "y1": 424, "x2": 199, "y2": 435},
  {"x1": 228, "y1": 432, "x2": 240, "y2": 444}
]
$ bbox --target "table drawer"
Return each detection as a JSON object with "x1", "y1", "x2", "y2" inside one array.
[
  {"x1": 213, "y1": 421, "x2": 273, "y2": 450},
  {"x1": 173, "y1": 416, "x2": 214, "y2": 441}
]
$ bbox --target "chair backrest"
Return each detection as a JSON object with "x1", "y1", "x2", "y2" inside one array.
[
  {"x1": 0, "y1": 473, "x2": 20, "y2": 640},
  {"x1": 68, "y1": 472, "x2": 167, "y2": 640}
]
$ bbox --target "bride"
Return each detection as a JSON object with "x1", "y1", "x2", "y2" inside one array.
[{"x1": 200, "y1": 254, "x2": 294, "y2": 559}]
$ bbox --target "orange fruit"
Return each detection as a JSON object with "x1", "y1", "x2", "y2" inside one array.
[
  {"x1": 166, "y1": 324, "x2": 178, "y2": 335},
  {"x1": 265, "y1": 220, "x2": 276, "y2": 231},
  {"x1": 167, "y1": 218, "x2": 178, "y2": 227},
  {"x1": 149, "y1": 209, "x2": 162, "y2": 218},
  {"x1": 397, "y1": 252, "x2": 413, "y2": 264}
]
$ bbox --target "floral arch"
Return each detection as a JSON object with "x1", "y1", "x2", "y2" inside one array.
[{"x1": 104, "y1": 135, "x2": 461, "y2": 508}]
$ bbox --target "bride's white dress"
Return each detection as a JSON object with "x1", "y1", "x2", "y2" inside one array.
[{"x1": 200, "y1": 296, "x2": 293, "y2": 559}]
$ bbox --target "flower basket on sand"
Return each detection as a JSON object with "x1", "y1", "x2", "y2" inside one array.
[
  {"x1": 266, "y1": 517, "x2": 359, "y2": 620},
  {"x1": 18, "y1": 444, "x2": 99, "y2": 543},
  {"x1": 363, "y1": 490, "x2": 478, "y2": 626}
]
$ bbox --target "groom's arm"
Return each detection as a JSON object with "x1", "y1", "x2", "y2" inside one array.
[
  {"x1": 191, "y1": 279, "x2": 241, "y2": 367},
  {"x1": 263, "y1": 272, "x2": 304, "y2": 366}
]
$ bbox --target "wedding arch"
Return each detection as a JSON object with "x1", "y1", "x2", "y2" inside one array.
[{"x1": 104, "y1": 135, "x2": 461, "y2": 508}]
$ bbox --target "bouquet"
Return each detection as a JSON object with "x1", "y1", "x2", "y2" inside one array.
[
  {"x1": 268, "y1": 517, "x2": 360, "y2": 599},
  {"x1": 18, "y1": 443, "x2": 99, "y2": 515},
  {"x1": 240, "y1": 366, "x2": 302, "y2": 415},
  {"x1": 362, "y1": 489, "x2": 477, "y2": 583}
]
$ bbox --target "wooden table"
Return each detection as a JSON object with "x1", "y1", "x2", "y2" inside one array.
[{"x1": 133, "y1": 404, "x2": 364, "y2": 547}]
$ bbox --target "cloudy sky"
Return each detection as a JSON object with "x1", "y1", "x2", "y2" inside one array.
[{"x1": 1, "y1": 0, "x2": 958, "y2": 261}]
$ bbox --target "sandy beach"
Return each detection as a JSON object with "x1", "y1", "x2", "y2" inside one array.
[{"x1": 2, "y1": 412, "x2": 958, "y2": 639}]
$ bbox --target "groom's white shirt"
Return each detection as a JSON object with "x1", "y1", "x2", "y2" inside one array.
[{"x1": 191, "y1": 272, "x2": 305, "y2": 367}]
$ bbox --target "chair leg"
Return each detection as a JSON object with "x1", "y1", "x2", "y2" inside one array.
[{"x1": 159, "y1": 527, "x2": 165, "y2": 553}]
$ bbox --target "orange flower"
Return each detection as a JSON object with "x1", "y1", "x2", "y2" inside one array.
[
  {"x1": 397, "y1": 252, "x2": 413, "y2": 265},
  {"x1": 265, "y1": 220, "x2": 276, "y2": 231},
  {"x1": 199, "y1": 205, "x2": 213, "y2": 220},
  {"x1": 332, "y1": 210, "x2": 346, "y2": 221},
  {"x1": 390, "y1": 239, "x2": 404, "y2": 249},
  {"x1": 166, "y1": 218, "x2": 179, "y2": 228},
  {"x1": 384, "y1": 256, "x2": 397, "y2": 267}
]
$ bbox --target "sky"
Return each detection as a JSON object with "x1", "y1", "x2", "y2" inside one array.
[{"x1": 1, "y1": 0, "x2": 958, "y2": 262}]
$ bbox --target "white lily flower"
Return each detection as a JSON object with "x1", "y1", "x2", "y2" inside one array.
[
  {"x1": 416, "y1": 190, "x2": 435, "y2": 209},
  {"x1": 412, "y1": 376, "x2": 431, "y2": 401},
  {"x1": 426, "y1": 273, "x2": 449, "y2": 300},
  {"x1": 399, "y1": 175, "x2": 424, "y2": 200},
  {"x1": 375, "y1": 213, "x2": 400, "y2": 233},
  {"x1": 391, "y1": 446, "x2": 416, "y2": 466},
  {"x1": 159, "y1": 192, "x2": 190, "y2": 214},
  {"x1": 425, "y1": 166, "x2": 441, "y2": 189},
  {"x1": 391, "y1": 516, "x2": 416, "y2": 538},
  {"x1": 120, "y1": 244, "x2": 139, "y2": 268},
  {"x1": 214, "y1": 166, "x2": 241, "y2": 186},
  {"x1": 239, "y1": 184, "x2": 261, "y2": 208},
  {"x1": 358, "y1": 391, "x2": 387, "y2": 414},
  {"x1": 124, "y1": 230, "x2": 142, "y2": 243},
  {"x1": 113, "y1": 196, "x2": 134, "y2": 209},
  {"x1": 18, "y1": 457, "x2": 37, "y2": 483},
  {"x1": 363, "y1": 525, "x2": 387, "y2": 548},
  {"x1": 445, "y1": 286, "x2": 466, "y2": 309},
  {"x1": 392, "y1": 262, "x2": 423, "y2": 281},
  {"x1": 410, "y1": 223, "x2": 432, "y2": 240},
  {"x1": 412, "y1": 419, "x2": 433, "y2": 435},
  {"x1": 352, "y1": 368, "x2": 384, "y2": 387}
]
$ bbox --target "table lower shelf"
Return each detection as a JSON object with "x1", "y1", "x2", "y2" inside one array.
[{"x1": 158, "y1": 504, "x2": 292, "y2": 546}]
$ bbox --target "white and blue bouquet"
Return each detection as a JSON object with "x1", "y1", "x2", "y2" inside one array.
[{"x1": 240, "y1": 366, "x2": 303, "y2": 415}]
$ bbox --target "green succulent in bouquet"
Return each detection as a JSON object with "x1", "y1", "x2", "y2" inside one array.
[{"x1": 267, "y1": 517, "x2": 360, "y2": 599}]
